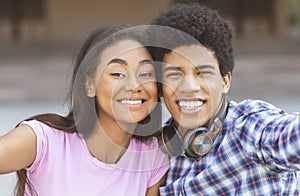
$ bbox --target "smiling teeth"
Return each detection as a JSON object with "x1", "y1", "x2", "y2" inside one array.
[
  {"x1": 121, "y1": 100, "x2": 143, "y2": 105},
  {"x1": 179, "y1": 101, "x2": 203, "y2": 109}
]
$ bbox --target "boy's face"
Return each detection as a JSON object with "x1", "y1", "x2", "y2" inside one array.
[{"x1": 162, "y1": 44, "x2": 231, "y2": 135}]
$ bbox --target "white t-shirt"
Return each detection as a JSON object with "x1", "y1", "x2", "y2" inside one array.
[{"x1": 22, "y1": 120, "x2": 169, "y2": 196}]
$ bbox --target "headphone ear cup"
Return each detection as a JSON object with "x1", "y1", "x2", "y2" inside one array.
[
  {"x1": 158, "y1": 125, "x2": 183, "y2": 157},
  {"x1": 183, "y1": 127, "x2": 208, "y2": 158}
]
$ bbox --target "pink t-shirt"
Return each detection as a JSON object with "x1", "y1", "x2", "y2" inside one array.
[{"x1": 22, "y1": 120, "x2": 169, "y2": 196}]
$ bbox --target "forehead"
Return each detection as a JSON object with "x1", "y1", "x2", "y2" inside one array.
[
  {"x1": 163, "y1": 44, "x2": 218, "y2": 68},
  {"x1": 100, "y1": 39, "x2": 149, "y2": 63}
]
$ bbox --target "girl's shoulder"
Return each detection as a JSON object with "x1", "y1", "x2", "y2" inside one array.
[{"x1": 20, "y1": 119, "x2": 81, "y2": 141}]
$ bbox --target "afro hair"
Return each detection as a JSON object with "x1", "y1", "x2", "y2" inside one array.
[{"x1": 150, "y1": 2, "x2": 235, "y2": 76}]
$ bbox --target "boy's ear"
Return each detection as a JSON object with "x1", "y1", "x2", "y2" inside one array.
[
  {"x1": 85, "y1": 76, "x2": 96, "y2": 97},
  {"x1": 222, "y1": 72, "x2": 231, "y2": 94}
]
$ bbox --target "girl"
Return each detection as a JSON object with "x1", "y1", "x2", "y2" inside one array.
[{"x1": 0, "y1": 25, "x2": 169, "y2": 196}]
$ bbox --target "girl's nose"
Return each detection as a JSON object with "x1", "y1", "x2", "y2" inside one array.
[{"x1": 124, "y1": 74, "x2": 142, "y2": 93}]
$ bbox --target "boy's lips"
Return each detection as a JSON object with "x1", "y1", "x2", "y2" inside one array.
[{"x1": 176, "y1": 99, "x2": 205, "y2": 113}]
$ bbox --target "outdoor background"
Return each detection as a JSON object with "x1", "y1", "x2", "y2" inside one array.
[{"x1": 1, "y1": 0, "x2": 300, "y2": 195}]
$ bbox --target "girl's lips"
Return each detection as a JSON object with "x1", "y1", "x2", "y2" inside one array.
[
  {"x1": 119, "y1": 99, "x2": 145, "y2": 105},
  {"x1": 117, "y1": 98, "x2": 147, "y2": 109},
  {"x1": 118, "y1": 95, "x2": 147, "y2": 103}
]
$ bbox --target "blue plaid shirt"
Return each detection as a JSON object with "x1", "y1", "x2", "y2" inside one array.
[{"x1": 160, "y1": 99, "x2": 300, "y2": 195}]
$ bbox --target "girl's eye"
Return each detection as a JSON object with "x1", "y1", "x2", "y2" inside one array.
[
  {"x1": 139, "y1": 72, "x2": 154, "y2": 78},
  {"x1": 110, "y1": 73, "x2": 126, "y2": 78},
  {"x1": 165, "y1": 72, "x2": 182, "y2": 78}
]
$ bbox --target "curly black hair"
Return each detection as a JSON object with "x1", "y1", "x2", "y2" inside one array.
[{"x1": 150, "y1": 2, "x2": 234, "y2": 77}]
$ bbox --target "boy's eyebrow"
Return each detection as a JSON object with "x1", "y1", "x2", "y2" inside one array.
[
  {"x1": 195, "y1": 65, "x2": 215, "y2": 70},
  {"x1": 163, "y1": 64, "x2": 215, "y2": 72}
]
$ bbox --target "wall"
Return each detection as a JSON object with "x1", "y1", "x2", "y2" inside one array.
[{"x1": 46, "y1": 0, "x2": 170, "y2": 41}]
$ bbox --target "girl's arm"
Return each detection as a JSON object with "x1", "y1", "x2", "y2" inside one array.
[
  {"x1": 146, "y1": 174, "x2": 166, "y2": 196},
  {"x1": 0, "y1": 125, "x2": 37, "y2": 174}
]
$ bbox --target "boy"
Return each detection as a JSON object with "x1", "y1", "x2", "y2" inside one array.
[{"x1": 150, "y1": 3, "x2": 300, "y2": 195}]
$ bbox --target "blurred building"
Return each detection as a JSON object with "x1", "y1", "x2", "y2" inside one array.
[
  {"x1": 175, "y1": 0, "x2": 300, "y2": 38},
  {"x1": 0, "y1": 0, "x2": 299, "y2": 43},
  {"x1": 0, "y1": 0, "x2": 170, "y2": 43}
]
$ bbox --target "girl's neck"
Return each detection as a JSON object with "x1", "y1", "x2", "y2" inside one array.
[{"x1": 85, "y1": 120, "x2": 134, "y2": 164}]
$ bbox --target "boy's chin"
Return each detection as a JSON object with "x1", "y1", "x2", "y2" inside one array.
[{"x1": 176, "y1": 118, "x2": 207, "y2": 130}]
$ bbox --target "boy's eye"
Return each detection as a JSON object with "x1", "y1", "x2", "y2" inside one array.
[
  {"x1": 197, "y1": 71, "x2": 212, "y2": 76},
  {"x1": 110, "y1": 73, "x2": 126, "y2": 78}
]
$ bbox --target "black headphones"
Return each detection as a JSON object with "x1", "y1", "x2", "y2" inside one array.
[{"x1": 158, "y1": 96, "x2": 229, "y2": 160}]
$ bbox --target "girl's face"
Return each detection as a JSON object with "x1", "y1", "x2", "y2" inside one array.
[{"x1": 86, "y1": 40, "x2": 157, "y2": 127}]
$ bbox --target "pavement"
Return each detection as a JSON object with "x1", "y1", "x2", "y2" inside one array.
[{"x1": 0, "y1": 36, "x2": 300, "y2": 195}]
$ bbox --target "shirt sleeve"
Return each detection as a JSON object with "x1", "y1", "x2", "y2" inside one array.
[
  {"x1": 260, "y1": 112, "x2": 300, "y2": 172},
  {"x1": 236, "y1": 100, "x2": 300, "y2": 172},
  {"x1": 20, "y1": 120, "x2": 47, "y2": 173}
]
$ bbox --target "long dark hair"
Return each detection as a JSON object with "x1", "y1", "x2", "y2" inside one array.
[{"x1": 15, "y1": 24, "x2": 162, "y2": 195}]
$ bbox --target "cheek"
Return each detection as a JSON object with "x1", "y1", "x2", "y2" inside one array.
[
  {"x1": 162, "y1": 85, "x2": 174, "y2": 98},
  {"x1": 96, "y1": 87, "x2": 112, "y2": 108},
  {"x1": 143, "y1": 81, "x2": 158, "y2": 96},
  {"x1": 162, "y1": 85, "x2": 177, "y2": 107},
  {"x1": 163, "y1": 78, "x2": 181, "y2": 93},
  {"x1": 95, "y1": 77, "x2": 115, "y2": 98},
  {"x1": 205, "y1": 78, "x2": 224, "y2": 95}
]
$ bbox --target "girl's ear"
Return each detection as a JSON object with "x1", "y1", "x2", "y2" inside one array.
[
  {"x1": 222, "y1": 72, "x2": 231, "y2": 94},
  {"x1": 85, "y1": 76, "x2": 96, "y2": 97}
]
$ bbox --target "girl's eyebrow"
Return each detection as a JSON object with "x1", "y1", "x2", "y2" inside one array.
[
  {"x1": 139, "y1": 59, "x2": 154, "y2": 65},
  {"x1": 163, "y1": 66, "x2": 181, "y2": 72},
  {"x1": 107, "y1": 58, "x2": 127, "y2": 66},
  {"x1": 107, "y1": 59, "x2": 153, "y2": 66}
]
